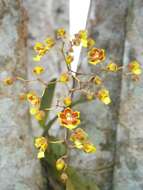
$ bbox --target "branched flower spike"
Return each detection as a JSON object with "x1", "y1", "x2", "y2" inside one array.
[{"x1": 3, "y1": 28, "x2": 142, "y2": 187}]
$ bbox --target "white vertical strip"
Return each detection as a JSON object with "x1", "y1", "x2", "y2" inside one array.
[{"x1": 69, "y1": 0, "x2": 91, "y2": 72}]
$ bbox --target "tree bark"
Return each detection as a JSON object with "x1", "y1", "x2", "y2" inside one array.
[
  {"x1": 71, "y1": 0, "x2": 128, "y2": 189},
  {"x1": 0, "y1": 0, "x2": 44, "y2": 189},
  {"x1": 113, "y1": 1, "x2": 143, "y2": 190}
]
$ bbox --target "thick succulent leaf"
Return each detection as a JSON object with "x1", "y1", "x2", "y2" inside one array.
[
  {"x1": 43, "y1": 115, "x2": 58, "y2": 136},
  {"x1": 42, "y1": 137, "x2": 66, "y2": 190},
  {"x1": 67, "y1": 167, "x2": 100, "y2": 190},
  {"x1": 39, "y1": 78, "x2": 56, "y2": 127}
]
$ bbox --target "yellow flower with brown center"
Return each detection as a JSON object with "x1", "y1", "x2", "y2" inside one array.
[
  {"x1": 33, "y1": 39, "x2": 54, "y2": 61},
  {"x1": 72, "y1": 34, "x2": 81, "y2": 46},
  {"x1": 83, "y1": 141, "x2": 96, "y2": 153},
  {"x1": 97, "y1": 89, "x2": 111, "y2": 105},
  {"x1": 70, "y1": 128, "x2": 87, "y2": 142},
  {"x1": 87, "y1": 38, "x2": 96, "y2": 49},
  {"x1": 33, "y1": 42, "x2": 49, "y2": 61},
  {"x1": 59, "y1": 72, "x2": 69, "y2": 83},
  {"x1": 79, "y1": 30, "x2": 88, "y2": 47},
  {"x1": 79, "y1": 30, "x2": 87, "y2": 39},
  {"x1": 65, "y1": 54, "x2": 74, "y2": 65},
  {"x1": 33, "y1": 66, "x2": 45, "y2": 75},
  {"x1": 56, "y1": 28, "x2": 66, "y2": 38},
  {"x1": 93, "y1": 75, "x2": 102, "y2": 85},
  {"x1": 27, "y1": 91, "x2": 41, "y2": 106},
  {"x1": 3, "y1": 77, "x2": 14, "y2": 85},
  {"x1": 35, "y1": 137, "x2": 48, "y2": 159},
  {"x1": 128, "y1": 60, "x2": 142, "y2": 75},
  {"x1": 88, "y1": 48, "x2": 106, "y2": 65},
  {"x1": 45, "y1": 37, "x2": 55, "y2": 48},
  {"x1": 70, "y1": 129, "x2": 96, "y2": 153},
  {"x1": 63, "y1": 96, "x2": 72, "y2": 106},
  {"x1": 70, "y1": 128, "x2": 88, "y2": 149},
  {"x1": 106, "y1": 62, "x2": 119, "y2": 72},
  {"x1": 58, "y1": 108, "x2": 80, "y2": 130},
  {"x1": 72, "y1": 30, "x2": 87, "y2": 47},
  {"x1": 34, "y1": 42, "x2": 46, "y2": 54},
  {"x1": 56, "y1": 158, "x2": 66, "y2": 171}
]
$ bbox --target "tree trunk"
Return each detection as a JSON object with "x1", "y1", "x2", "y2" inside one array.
[
  {"x1": 113, "y1": 1, "x2": 143, "y2": 190},
  {"x1": 70, "y1": 0, "x2": 143, "y2": 190},
  {"x1": 70, "y1": 0, "x2": 128, "y2": 189},
  {"x1": 0, "y1": 0, "x2": 44, "y2": 189}
]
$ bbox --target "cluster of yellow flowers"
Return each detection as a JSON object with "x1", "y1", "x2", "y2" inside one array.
[
  {"x1": 70, "y1": 128, "x2": 96, "y2": 153},
  {"x1": 27, "y1": 91, "x2": 45, "y2": 121},
  {"x1": 34, "y1": 137, "x2": 48, "y2": 159},
  {"x1": 72, "y1": 30, "x2": 95, "y2": 48},
  {"x1": 3, "y1": 28, "x2": 142, "y2": 185},
  {"x1": 34, "y1": 107, "x2": 96, "y2": 183},
  {"x1": 33, "y1": 37, "x2": 55, "y2": 62}
]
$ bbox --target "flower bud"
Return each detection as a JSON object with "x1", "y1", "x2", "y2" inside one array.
[
  {"x1": 64, "y1": 96, "x2": 72, "y2": 106},
  {"x1": 56, "y1": 158, "x2": 65, "y2": 171},
  {"x1": 56, "y1": 28, "x2": 66, "y2": 38},
  {"x1": 33, "y1": 66, "x2": 45, "y2": 75},
  {"x1": 65, "y1": 54, "x2": 74, "y2": 65},
  {"x1": 60, "y1": 172, "x2": 68, "y2": 183},
  {"x1": 59, "y1": 73, "x2": 69, "y2": 83},
  {"x1": 93, "y1": 76, "x2": 102, "y2": 85},
  {"x1": 106, "y1": 62, "x2": 119, "y2": 72}
]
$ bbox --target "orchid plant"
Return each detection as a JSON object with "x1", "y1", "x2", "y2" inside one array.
[{"x1": 3, "y1": 28, "x2": 142, "y2": 189}]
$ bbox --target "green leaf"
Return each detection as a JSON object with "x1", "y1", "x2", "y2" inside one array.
[
  {"x1": 43, "y1": 115, "x2": 58, "y2": 136},
  {"x1": 50, "y1": 142, "x2": 66, "y2": 159},
  {"x1": 41, "y1": 137, "x2": 66, "y2": 190},
  {"x1": 67, "y1": 167, "x2": 100, "y2": 190},
  {"x1": 45, "y1": 136, "x2": 66, "y2": 164},
  {"x1": 66, "y1": 179, "x2": 75, "y2": 190},
  {"x1": 39, "y1": 78, "x2": 56, "y2": 127}
]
